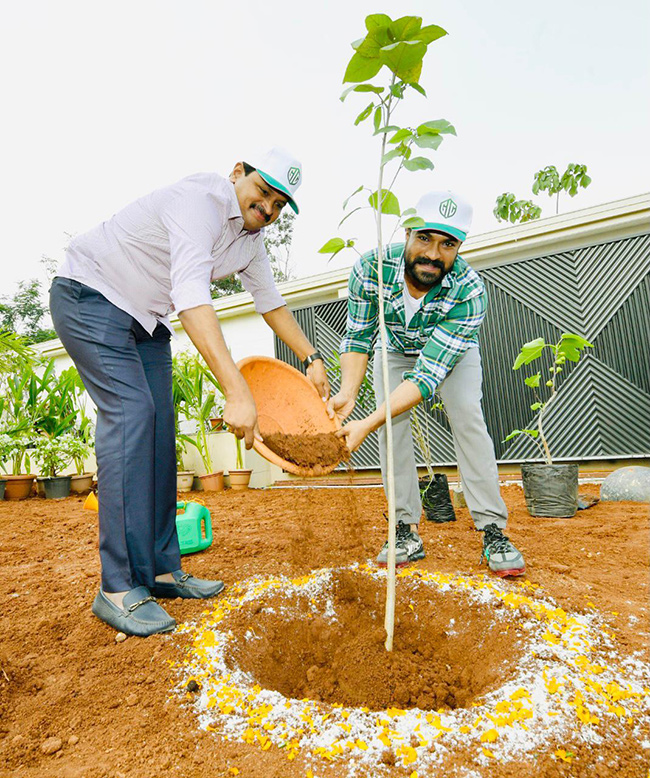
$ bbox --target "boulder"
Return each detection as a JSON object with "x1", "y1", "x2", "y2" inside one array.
[{"x1": 600, "y1": 466, "x2": 650, "y2": 502}]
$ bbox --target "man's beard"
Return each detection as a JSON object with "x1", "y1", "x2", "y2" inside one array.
[{"x1": 404, "y1": 249, "x2": 449, "y2": 287}]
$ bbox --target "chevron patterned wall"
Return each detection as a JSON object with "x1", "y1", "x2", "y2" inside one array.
[{"x1": 275, "y1": 232, "x2": 650, "y2": 469}]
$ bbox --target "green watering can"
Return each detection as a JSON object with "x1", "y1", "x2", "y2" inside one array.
[{"x1": 176, "y1": 501, "x2": 213, "y2": 555}]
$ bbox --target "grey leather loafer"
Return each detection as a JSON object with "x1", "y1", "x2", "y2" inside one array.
[
  {"x1": 92, "y1": 586, "x2": 176, "y2": 637},
  {"x1": 151, "y1": 570, "x2": 225, "y2": 600}
]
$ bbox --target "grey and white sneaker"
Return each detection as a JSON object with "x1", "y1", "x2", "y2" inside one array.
[
  {"x1": 480, "y1": 523, "x2": 526, "y2": 577},
  {"x1": 376, "y1": 519, "x2": 426, "y2": 568}
]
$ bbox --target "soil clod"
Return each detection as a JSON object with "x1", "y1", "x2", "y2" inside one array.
[{"x1": 263, "y1": 433, "x2": 350, "y2": 470}]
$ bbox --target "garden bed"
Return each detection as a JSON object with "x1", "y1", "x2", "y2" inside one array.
[{"x1": 0, "y1": 484, "x2": 648, "y2": 777}]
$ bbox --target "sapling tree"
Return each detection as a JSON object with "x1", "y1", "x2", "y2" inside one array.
[
  {"x1": 533, "y1": 163, "x2": 592, "y2": 215},
  {"x1": 504, "y1": 333, "x2": 592, "y2": 464},
  {"x1": 319, "y1": 13, "x2": 452, "y2": 650},
  {"x1": 493, "y1": 193, "x2": 542, "y2": 224}
]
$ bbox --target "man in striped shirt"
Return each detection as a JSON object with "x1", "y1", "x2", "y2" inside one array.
[
  {"x1": 328, "y1": 191, "x2": 525, "y2": 577},
  {"x1": 50, "y1": 148, "x2": 329, "y2": 636}
]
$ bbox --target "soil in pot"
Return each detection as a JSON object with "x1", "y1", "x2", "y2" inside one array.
[
  {"x1": 263, "y1": 433, "x2": 350, "y2": 470},
  {"x1": 177, "y1": 471, "x2": 195, "y2": 492},
  {"x1": 4, "y1": 475, "x2": 36, "y2": 501},
  {"x1": 200, "y1": 471, "x2": 224, "y2": 492},
  {"x1": 521, "y1": 462, "x2": 579, "y2": 517},
  {"x1": 419, "y1": 473, "x2": 456, "y2": 523},
  {"x1": 43, "y1": 475, "x2": 72, "y2": 500}
]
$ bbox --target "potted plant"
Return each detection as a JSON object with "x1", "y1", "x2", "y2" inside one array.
[
  {"x1": 228, "y1": 435, "x2": 253, "y2": 491},
  {"x1": 173, "y1": 353, "x2": 224, "y2": 492},
  {"x1": 175, "y1": 438, "x2": 194, "y2": 492},
  {"x1": 411, "y1": 403, "x2": 456, "y2": 523},
  {"x1": 33, "y1": 433, "x2": 89, "y2": 499},
  {"x1": 504, "y1": 332, "x2": 592, "y2": 517},
  {"x1": 70, "y1": 417, "x2": 95, "y2": 494},
  {"x1": 63, "y1": 368, "x2": 96, "y2": 493}
]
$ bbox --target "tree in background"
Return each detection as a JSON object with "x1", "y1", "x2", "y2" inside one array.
[
  {"x1": 210, "y1": 211, "x2": 296, "y2": 298},
  {"x1": 494, "y1": 162, "x2": 592, "y2": 224},
  {"x1": 0, "y1": 279, "x2": 56, "y2": 344}
]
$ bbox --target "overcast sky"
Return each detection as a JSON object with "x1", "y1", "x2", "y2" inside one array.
[{"x1": 2, "y1": 0, "x2": 649, "y2": 298}]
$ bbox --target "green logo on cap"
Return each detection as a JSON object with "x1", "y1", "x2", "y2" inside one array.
[
  {"x1": 287, "y1": 167, "x2": 300, "y2": 186},
  {"x1": 440, "y1": 198, "x2": 457, "y2": 219}
]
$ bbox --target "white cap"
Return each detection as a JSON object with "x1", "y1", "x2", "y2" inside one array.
[
  {"x1": 247, "y1": 147, "x2": 302, "y2": 214},
  {"x1": 413, "y1": 190, "x2": 473, "y2": 242}
]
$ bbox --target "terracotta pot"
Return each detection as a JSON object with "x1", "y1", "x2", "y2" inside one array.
[
  {"x1": 209, "y1": 417, "x2": 225, "y2": 431},
  {"x1": 177, "y1": 470, "x2": 195, "y2": 492},
  {"x1": 236, "y1": 356, "x2": 341, "y2": 477},
  {"x1": 4, "y1": 474, "x2": 36, "y2": 501},
  {"x1": 199, "y1": 471, "x2": 224, "y2": 492},
  {"x1": 70, "y1": 473, "x2": 94, "y2": 494},
  {"x1": 228, "y1": 469, "x2": 252, "y2": 491}
]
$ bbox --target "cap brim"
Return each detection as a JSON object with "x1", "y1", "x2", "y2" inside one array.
[
  {"x1": 257, "y1": 169, "x2": 299, "y2": 214},
  {"x1": 414, "y1": 222, "x2": 466, "y2": 241}
]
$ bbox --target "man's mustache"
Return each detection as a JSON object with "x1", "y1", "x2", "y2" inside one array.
[{"x1": 412, "y1": 257, "x2": 444, "y2": 269}]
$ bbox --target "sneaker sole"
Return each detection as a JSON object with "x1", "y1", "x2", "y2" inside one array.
[
  {"x1": 377, "y1": 551, "x2": 426, "y2": 569},
  {"x1": 492, "y1": 566, "x2": 526, "y2": 578}
]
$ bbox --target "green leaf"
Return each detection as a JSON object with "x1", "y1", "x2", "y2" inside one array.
[
  {"x1": 408, "y1": 82, "x2": 427, "y2": 97},
  {"x1": 402, "y1": 216, "x2": 426, "y2": 229},
  {"x1": 342, "y1": 185, "x2": 364, "y2": 210},
  {"x1": 412, "y1": 24, "x2": 447, "y2": 44},
  {"x1": 354, "y1": 102, "x2": 374, "y2": 125},
  {"x1": 401, "y1": 208, "x2": 417, "y2": 217},
  {"x1": 413, "y1": 134, "x2": 443, "y2": 150},
  {"x1": 403, "y1": 156, "x2": 434, "y2": 171},
  {"x1": 502, "y1": 428, "x2": 539, "y2": 443},
  {"x1": 381, "y1": 148, "x2": 403, "y2": 166},
  {"x1": 365, "y1": 13, "x2": 392, "y2": 33},
  {"x1": 417, "y1": 119, "x2": 456, "y2": 136},
  {"x1": 343, "y1": 52, "x2": 383, "y2": 84},
  {"x1": 379, "y1": 40, "x2": 427, "y2": 81},
  {"x1": 340, "y1": 83, "x2": 384, "y2": 101},
  {"x1": 513, "y1": 338, "x2": 546, "y2": 369},
  {"x1": 373, "y1": 106, "x2": 382, "y2": 133},
  {"x1": 374, "y1": 124, "x2": 400, "y2": 135},
  {"x1": 318, "y1": 238, "x2": 346, "y2": 254},
  {"x1": 524, "y1": 372, "x2": 541, "y2": 388},
  {"x1": 368, "y1": 189, "x2": 401, "y2": 216},
  {"x1": 530, "y1": 402, "x2": 543, "y2": 411},
  {"x1": 389, "y1": 128, "x2": 413, "y2": 144},
  {"x1": 388, "y1": 16, "x2": 422, "y2": 42},
  {"x1": 557, "y1": 333, "x2": 593, "y2": 362}
]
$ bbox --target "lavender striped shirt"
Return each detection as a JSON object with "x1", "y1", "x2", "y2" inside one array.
[{"x1": 57, "y1": 172, "x2": 285, "y2": 334}]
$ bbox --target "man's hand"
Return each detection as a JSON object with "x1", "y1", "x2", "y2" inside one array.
[
  {"x1": 336, "y1": 419, "x2": 372, "y2": 453},
  {"x1": 222, "y1": 381, "x2": 261, "y2": 449},
  {"x1": 307, "y1": 360, "x2": 330, "y2": 401},
  {"x1": 327, "y1": 391, "x2": 356, "y2": 423}
]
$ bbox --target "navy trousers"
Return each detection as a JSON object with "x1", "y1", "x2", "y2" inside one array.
[{"x1": 50, "y1": 278, "x2": 181, "y2": 592}]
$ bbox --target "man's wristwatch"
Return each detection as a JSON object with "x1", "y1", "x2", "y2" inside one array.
[{"x1": 302, "y1": 351, "x2": 323, "y2": 369}]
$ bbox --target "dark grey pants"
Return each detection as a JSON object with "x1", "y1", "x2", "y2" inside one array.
[
  {"x1": 373, "y1": 348, "x2": 508, "y2": 530},
  {"x1": 50, "y1": 278, "x2": 181, "y2": 592}
]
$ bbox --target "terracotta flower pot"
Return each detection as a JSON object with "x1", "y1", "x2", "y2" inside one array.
[
  {"x1": 4, "y1": 475, "x2": 36, "y2": 501},
  {"x1": 177, "y1": 470, "x2": 195, "y2": 492},
  {"x1": 236, "y1": 356, "x2": 341, "y2": 477},
  {"x1": 228, "y1": 469, "x2": 252, "y2": 491},
  {"x1": 70, "y1": 473, "x2": 94, "y2": 494},
  {"x1": 209, "y1": 417, "x2": 225, "y2": 431},
  {"x1": 200, "y1": 471, "x2": 224, "y2": 492}
]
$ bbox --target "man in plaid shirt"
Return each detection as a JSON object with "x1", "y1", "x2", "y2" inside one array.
[{"x1": 328, "y1": 191, "x2": 525, "y2": 577}]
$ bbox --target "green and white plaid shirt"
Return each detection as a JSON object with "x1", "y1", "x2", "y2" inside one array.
[{"x1": 340, "y1": 243, "x2": 486, "y2": 399}]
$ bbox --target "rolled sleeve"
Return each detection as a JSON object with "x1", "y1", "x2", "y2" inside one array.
[
  {"x1": 340, "y1": 257, "x2": 378, "y2": 355},
  {"x1": 403, "y1": 290, "x2": 487, "y2": 399},
  {"x1": 239, "y1": 244, "x2": 286, "y2": 314},
  {"x1": 161, "y1": 192, "x2": 222, "y2": 315}
]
